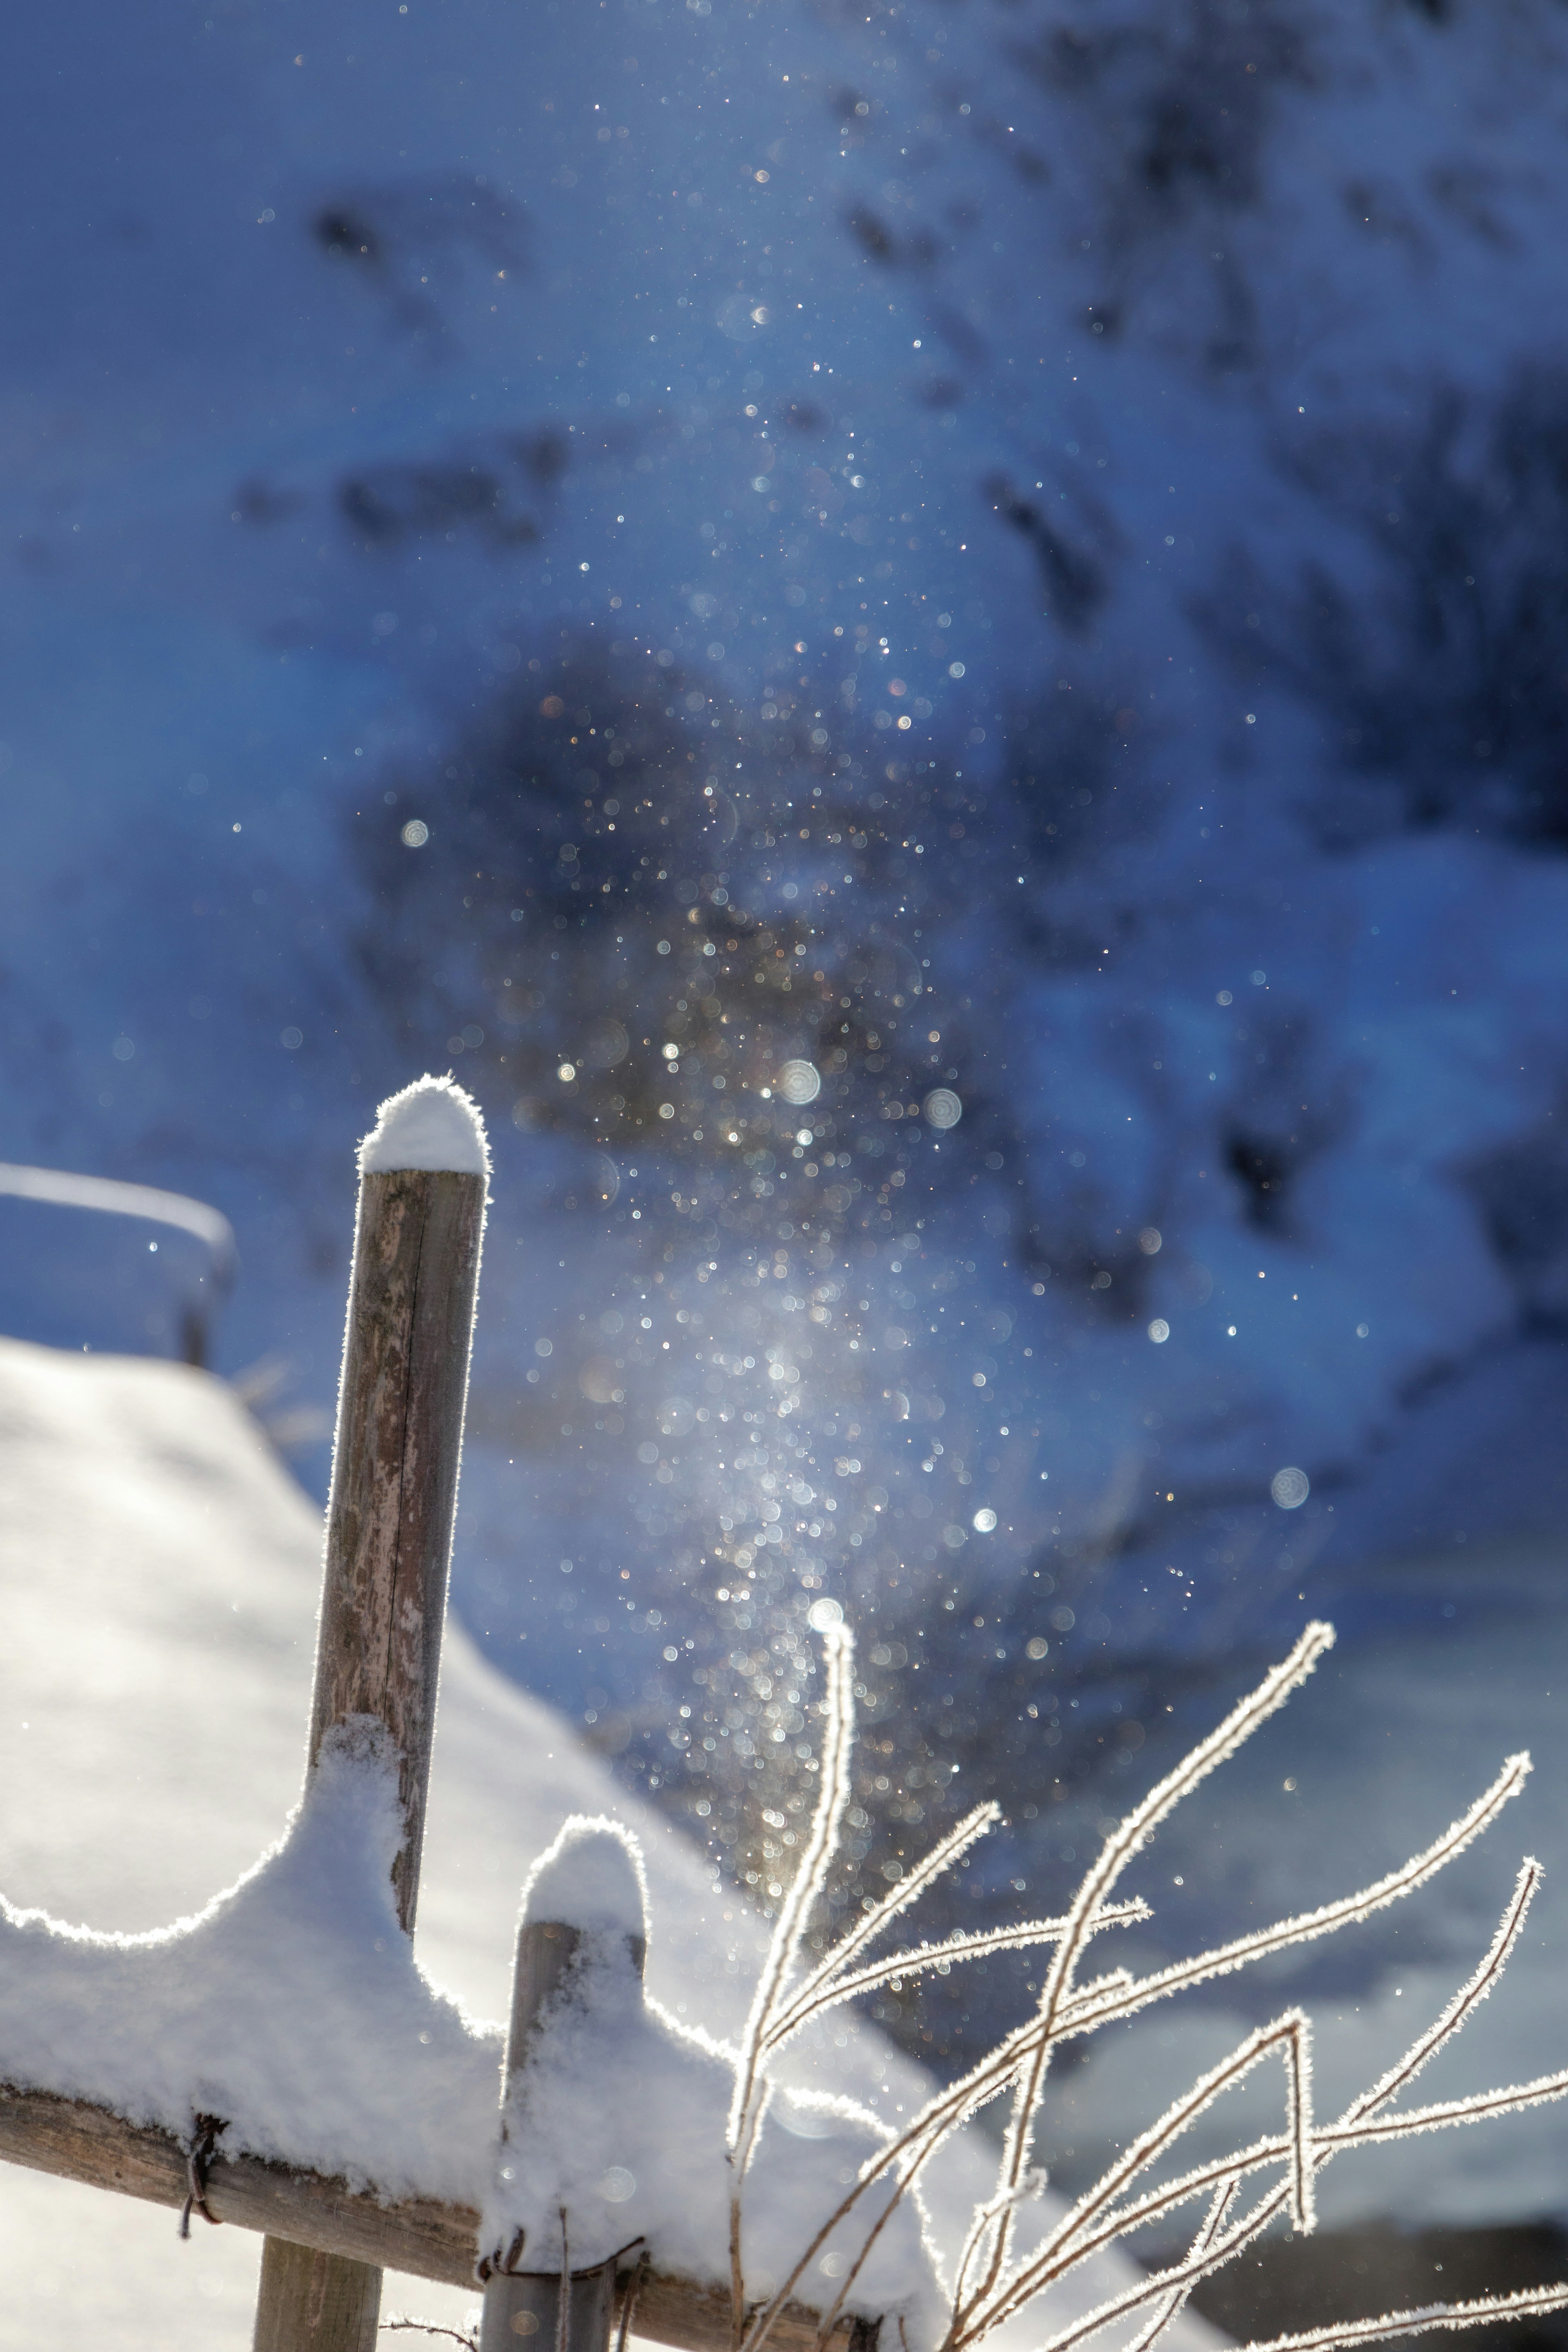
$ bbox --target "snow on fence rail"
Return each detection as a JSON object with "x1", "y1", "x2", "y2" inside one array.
[{"x1": 0, "y1": 2082, "x2": 835, "y2": 2352}]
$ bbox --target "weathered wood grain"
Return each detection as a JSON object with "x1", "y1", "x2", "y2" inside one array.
[
  {"x1": 0, "y1": 2082, "x2": 849, "y2": 2352},
  {"x1": 259, "y1": 1162, "x2": 486, "y2": 2349},
  {"x1": 0, "y1": 2081, "x2": 479, "y2": 2281},
  {"x1": 308, "y1": 1167, "x2": 487, "y2": 1931},
  {"x1": 254, "y1": 2239, "x2": 383, "y2": 2352}
]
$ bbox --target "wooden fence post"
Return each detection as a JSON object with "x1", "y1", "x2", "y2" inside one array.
[
  {"x1": 252, "y1": 1081, "x2": 488, "y2": 2352},
  {"x1": 479, "y1": 1845, "x2": 647, "y2": 2352}
]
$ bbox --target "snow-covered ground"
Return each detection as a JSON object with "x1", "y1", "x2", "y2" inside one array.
[
  {"x1": 5, "y1": 0, "x2": 1568, "y2": 2126},
  {"x1": 0, "y1": 1331, "x2": 1231, "y2": 2348}
]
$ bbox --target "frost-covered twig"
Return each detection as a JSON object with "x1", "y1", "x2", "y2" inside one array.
[
  {"x1": 1016, "y1": 1856, "x2": 1557, "y2": 2316},
  {"x1": 967, "y1": 1860, "x2": 1565, "y2": 2351},
  {"x1": 728, "y1": 1622, "x2": 855, "y2": 2343},
  {"x1": 765, "y1": 1802, "x2": 1001, "y2": 2048},
  {"x1": 766, "y1": 1902, "x2": 1149, "y2": 2051},
  {"x1": 1056, "y1": 1754, "x2": 1531, "y2": 2047},
  {"x1": 979, "y1": 1621, "x2": 1335, "y2": 2314},
  {"x1": 1225, "y1": 2283, "x2": 1568, "y2": 2352},
  {"x1": 1123, "y1": 2180, "x2": 1238, "y2": 2352},
  {"x1": 969, "y1": 2004, "x2": 1316, "y2": 2343},
  {"x1": 380, "y1": 2323, "x2": 477, "y2": 2350},
  {"x1": 717, "y1": 1619, "x2": 1568, "y2": 2352}
]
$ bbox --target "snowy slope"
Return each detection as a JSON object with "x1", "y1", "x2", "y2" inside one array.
[
  {"x1": 5, "y1": 0, "x2": 1568, "y2": 2075},
  {"x1": 0, "y1": 1333, "x2": 1224, "y2": 2349}
]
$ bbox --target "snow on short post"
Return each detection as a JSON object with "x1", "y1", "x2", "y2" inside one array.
[
  {"x1": 358, "y1": 1074, "x2": 491, "y2": 1178},
  {"x1": 521, "y1": 1818, "x2": 648, "y2": 1942},
  {"x1": 481, "y1": 1814, "x2": 933, "y2": 2318}
]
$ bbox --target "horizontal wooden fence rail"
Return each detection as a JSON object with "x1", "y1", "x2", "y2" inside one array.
[{"x1": 0, "y1": 2080, "x2": 847, "y2": 2352}]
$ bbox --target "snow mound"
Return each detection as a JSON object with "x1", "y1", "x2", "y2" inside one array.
[
  {"x1": 358, "y1": 1075, "x2": 490, "y2": 1179},
  {"x1": 0, "y1": 1719, "x2": 499, "y2": 2202},
  {"x1": 484, "y1": 1911, "x2": 931, "y2": 2328},
  {"x1": 522, "y1": 1817, "x2": 648, "y2": 1939}
]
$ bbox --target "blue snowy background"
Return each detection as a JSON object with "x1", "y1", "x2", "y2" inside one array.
[{"x1": 5, "y1": 0, "x2": 1568, "y2": 2156}]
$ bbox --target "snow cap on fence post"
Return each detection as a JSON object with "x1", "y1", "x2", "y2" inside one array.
[
  {"x1": 522, "y1": 1817, "x2": 649, "y2": 1946},
  {"x1": 358, "y1": 1073, "x2": 491, "y2": 1178}
]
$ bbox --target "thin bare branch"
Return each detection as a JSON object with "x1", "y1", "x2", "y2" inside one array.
[
  {"x1": 1060, "y1": 1862, "x2": 1555, "y2": 2276},
  {"x1": 1226, "y1": 2282, "x2": 1568, "y2": 2352},
  {"x1": 764, "y1": 1804, "x2": 1001, "y2": 2056},
  {"x1": 1318, "y1": 2071, "x2": 1568, "y2": 2152},
  {"x1": 983, "y1": 1623, "x2": 1336, "y2": 2310},
  {"x1": 949, "y1": 1767, "x2": 1548, "y2": 2350},
  {"x1": 972, "y1": 2013, "x2": 1313, "y2": 2341},
  {"x1": 729, "y1": 1626, "x2": 856, "y2": 2351},
  {"x1": 1341, "y1": 1860, "x2": 1541, "y2": 2126},
  {"x1": 721, "y1": 1624, "x2": 1558, "y2": 2352},
  {"x1": 731, "y1": 1625, "x2": 857, "y2": 2166},
  {"x1": 989, "y1": 2063, "x2": 1568, "y2": 2347},
  {"x1": 1123, "y1": 2181, "x2": 1238, "y2": 2352},
  {"x1": 1059, "y1": 1755, "x2": 1532, "y2": 2050},
  {"x1": 769, "y1": 1904, "x2": 1149, "y2": 2048}
]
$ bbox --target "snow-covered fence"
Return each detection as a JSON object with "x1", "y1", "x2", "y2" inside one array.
[{"x1": 0, "y1": 1078, "x2": 862, "y2": 2352}]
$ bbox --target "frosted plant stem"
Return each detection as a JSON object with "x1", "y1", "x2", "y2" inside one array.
[
  {"x1": 729, "y1": 1625, "x2": 856, "y2": 2347},
  {"x1": 751, "y1": 1738, "x2": 1533, "y2": 2352},
  {"x1": 1058, "y1": 1757, "x2": 1531, "y2": 2047},
  {"x1": 1223, "y1": 2283, "x2": 1568, "y2": 2352},
  {"x1": 766, "y1": 1903, "x2": 1149, "y2": 2051},
  {"x1": 959, "y1": 1740, "x2": 1532, "y2": 2335},
  {"x1": 733, "y1": 1626, "x2": 1561, "y2": 2352},
  {"x1": 958, "y1": 2012, "x2": 1314, "y2": 2344},
  {"x1": 982, "y1": 2060, "x2": 1568, "y2": 2352},
  {"x1": 1122, "y1": 2180, "x2": 1238, "y2": 2352},
  {"x1": 992, "y1": 2064, "x2": 1568, "y2": 2349},
  {"x1": 1338, "y1": 1858, "x2": 1542, "y2": 2123},
  {"x1": 966, "y1": 1624, "x2": 1336, "y2": 2321},
  {"x1": 1030, "y1": 1858, "x2": 1549, "y2": 2291},
  {"x1": 763, "y1": 1804, "x2": 1001, "y2": 2056},
  {"x1": 983, "y1": 1724, "x2": 1532, "y2": 2346}
]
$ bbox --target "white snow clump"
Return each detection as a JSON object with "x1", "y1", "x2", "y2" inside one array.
[
  {"x1": 522, "y1": 1816, "x2": 649, "y2": 1937},
  {"x1": 0, "y1": 1719, "x2": 499, "y2": 2200},
  {"x1": 359, "y1": 1074, "x2": 491, "y2": 1178},
  {"x1": 483, "y1": 1818, "x2": 930, "y2": 2323}
]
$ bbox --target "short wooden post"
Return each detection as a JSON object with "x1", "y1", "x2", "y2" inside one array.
[
  {"x1": 253, "y1": 1087, "x2": 488, "y2": 2352},
  {"x1": 480, "y1": 1872, "x2": 646, "y2": 2352},
  {"x1": 254, "y1": 2239, "x2": 385, "y2": 2352}
]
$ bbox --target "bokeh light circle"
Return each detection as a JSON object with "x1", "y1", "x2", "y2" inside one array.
[{"x1": 778, "y1": 1059, "x2": 822, "y2": 1105}]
